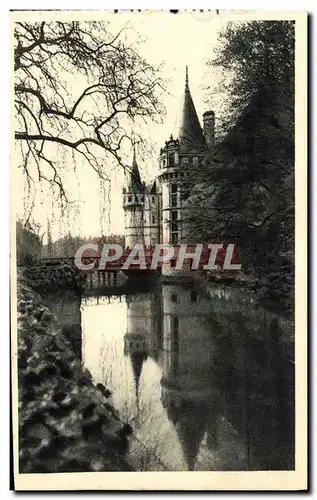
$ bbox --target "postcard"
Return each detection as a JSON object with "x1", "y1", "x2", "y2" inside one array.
[{"x1": 11, "y1": 9, "x2": 307, "y2": 491}]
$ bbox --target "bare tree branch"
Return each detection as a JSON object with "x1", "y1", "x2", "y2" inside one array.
[{"x1": 14, "y1": 20, "x2": 165, "y2": 204}]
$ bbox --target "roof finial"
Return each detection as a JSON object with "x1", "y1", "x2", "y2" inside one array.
[
  {"x1": 133, "y1": 143, "x2": 136, "y2": 165},
  {"x1": 132, "y1": 136, "x2": 137, "y2": 168},
  {"x1": 185, "y1": 65, "x2": 189, "y2": 90}
]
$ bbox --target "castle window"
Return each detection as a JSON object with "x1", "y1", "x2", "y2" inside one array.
[
  {"x1": 171, "y1": 223, "x2": 178, "y2": 232},
  {"x1": 190, "y1": 291, "x2": 198, "y2": 303},
  {"x1": 171, "y1": 184, "x2": 177, "y2": 193},
  {"x1": 171, "y1": 194, "x2": 177, "y2": 207},
  {"x1": 167, "y1": 153, "x2": 175, "y2": 167},
  {"x1": 152, "y1": 215, "x2": 155, "y2": 224},
  {"x1": 171, "y1": 294, "x2": 178, "y2": 303},
  {"x1": 171, "y1": 211, "x2": 177, "y2": 221},
  {"x1": 152, "y1": 196, "x2": 155, "y2": 203},
  {"x1": 171, "y1": 233, "x2": 178, "y2": 244}
]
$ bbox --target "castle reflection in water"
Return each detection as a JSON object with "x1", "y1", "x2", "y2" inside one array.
[{"x1": 80, "y1": 283, "x2": 294, "y2": 472}]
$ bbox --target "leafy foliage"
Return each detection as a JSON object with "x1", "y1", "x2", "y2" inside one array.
[
  {"x1": 208, "y1": 20, "x2": 294, "y2": 136},
  {"x1": 16, "y1": 220, "x2": 42, "y2": 266},
  {"x1": 186, "y1": 21, "x2": 295, "y2": 308}
]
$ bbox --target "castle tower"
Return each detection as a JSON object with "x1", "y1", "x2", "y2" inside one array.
[
  {"x1": 157, "y1": 67, "x2": 213, "y2": 246},
  {"x1": 124, "y1": 337, "x2": 147, "y2": 406},
  {"x1": 124, "y1": 291, "x2": 163, "y2": 363},
  {"x1": 144, "y1": 179, "x2": 161, "y2": 248},
  {"x1": 122, "y1": 148, "x2": 161, "y2": 247},
  {"x1": 124, "y1": 289, "x2": 164, "y2": 407},
  {"x1": 122, "y1": 147, "x2": 146, "y2": 248},
  {"x1": 160, "y1": 284, "x2": 217, "y2": 470}
]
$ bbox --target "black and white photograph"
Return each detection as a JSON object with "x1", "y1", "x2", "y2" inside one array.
[{"x1": 11, "y1": 9, "x2": 307, "y2": 491}]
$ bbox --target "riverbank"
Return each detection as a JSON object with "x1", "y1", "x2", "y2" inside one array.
[{"x1": 16, "y1": 269, "x2": 134, "y2": 473}]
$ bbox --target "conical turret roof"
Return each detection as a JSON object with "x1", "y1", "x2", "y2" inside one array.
[
  {"x1": 179, "y1": 66, "x2": 205, "y2": 152},
  {"x1": 130, "y1": 351, "x2": 147, "y2": 401},
  {"x1": 175, "y1": 399, "x2": 208, "y2": 471},
  {"x1": 128, "y1": 145, "x2": 144, "y2": 192}
]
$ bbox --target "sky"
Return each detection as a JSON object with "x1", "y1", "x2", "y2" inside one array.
[{"x1": 15, "y1": 11, "x2": 229, "y2": 242}]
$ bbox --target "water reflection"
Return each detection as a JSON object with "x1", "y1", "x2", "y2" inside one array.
[{"x1": 79, "y1": 282, "x2": 294, "y2": 471}]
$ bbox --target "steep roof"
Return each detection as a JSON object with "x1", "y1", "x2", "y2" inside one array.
[
  {"x1": 149, "y1": 180, "x2": 157, "y2": 194},
  {"x1": 175, "y1": 399, "x2": 208, "y2": 471},
  {"x1": 130, "y1": 351, "x2": 147, "y2": 401},
  {"x1": 128, "y1": 146, "x2": 145, "y2": 192},
  {"x1": 179, "y1": 67, "x2": 205, "y2": 152}
]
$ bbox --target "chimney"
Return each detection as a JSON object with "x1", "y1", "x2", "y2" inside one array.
[{"x1": 203, "y1": 110, "x2": 215, "y2": 147}]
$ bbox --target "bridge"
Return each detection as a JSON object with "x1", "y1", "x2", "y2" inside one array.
[
  {"x1": 40, "y1": 245, "x2": 237, "y2": 290},
  {"x1": 39, "y1": 254, "x2": 158, "y2": 292},
  {"x1": 40, "y1": 245, "x2": 231, "y2": 271}
]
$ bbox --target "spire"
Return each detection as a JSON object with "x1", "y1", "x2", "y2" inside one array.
[
  {"x1": 179, "y1": 66, "x2": 205, "y2": 152},
  {"x1": 129, "y1": 144, "x2": 144, "y2": 192},
  {"x1": 124, "y1": 332, "x2": 148, "y2": 411},
  {"x1": 132, "y1": 142, "x2": 137, "y2": 168},
  {"x1": 150, "y1": 180, "x2": 157, "y2": 194},
  {"x1": 174, "y1": 399, "x2": 208, "y2": 471},
  {"x1": 162, "y1": 390, "x2": 209, "y2": 471},
  {"x1": 185, "y1": 65, "x2": 189, "y2": 90},
  {"x1": 130, "y1": 352, "x2": 147, "y2": 407}
]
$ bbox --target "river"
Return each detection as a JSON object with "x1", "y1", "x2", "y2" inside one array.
[{"x1": 49, "y1": 279, "x2": 295, "y2": 472}]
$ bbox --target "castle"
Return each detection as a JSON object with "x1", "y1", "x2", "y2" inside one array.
[{"x1": 122, "y1": 67, "x2": 215, "y2": 248}]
